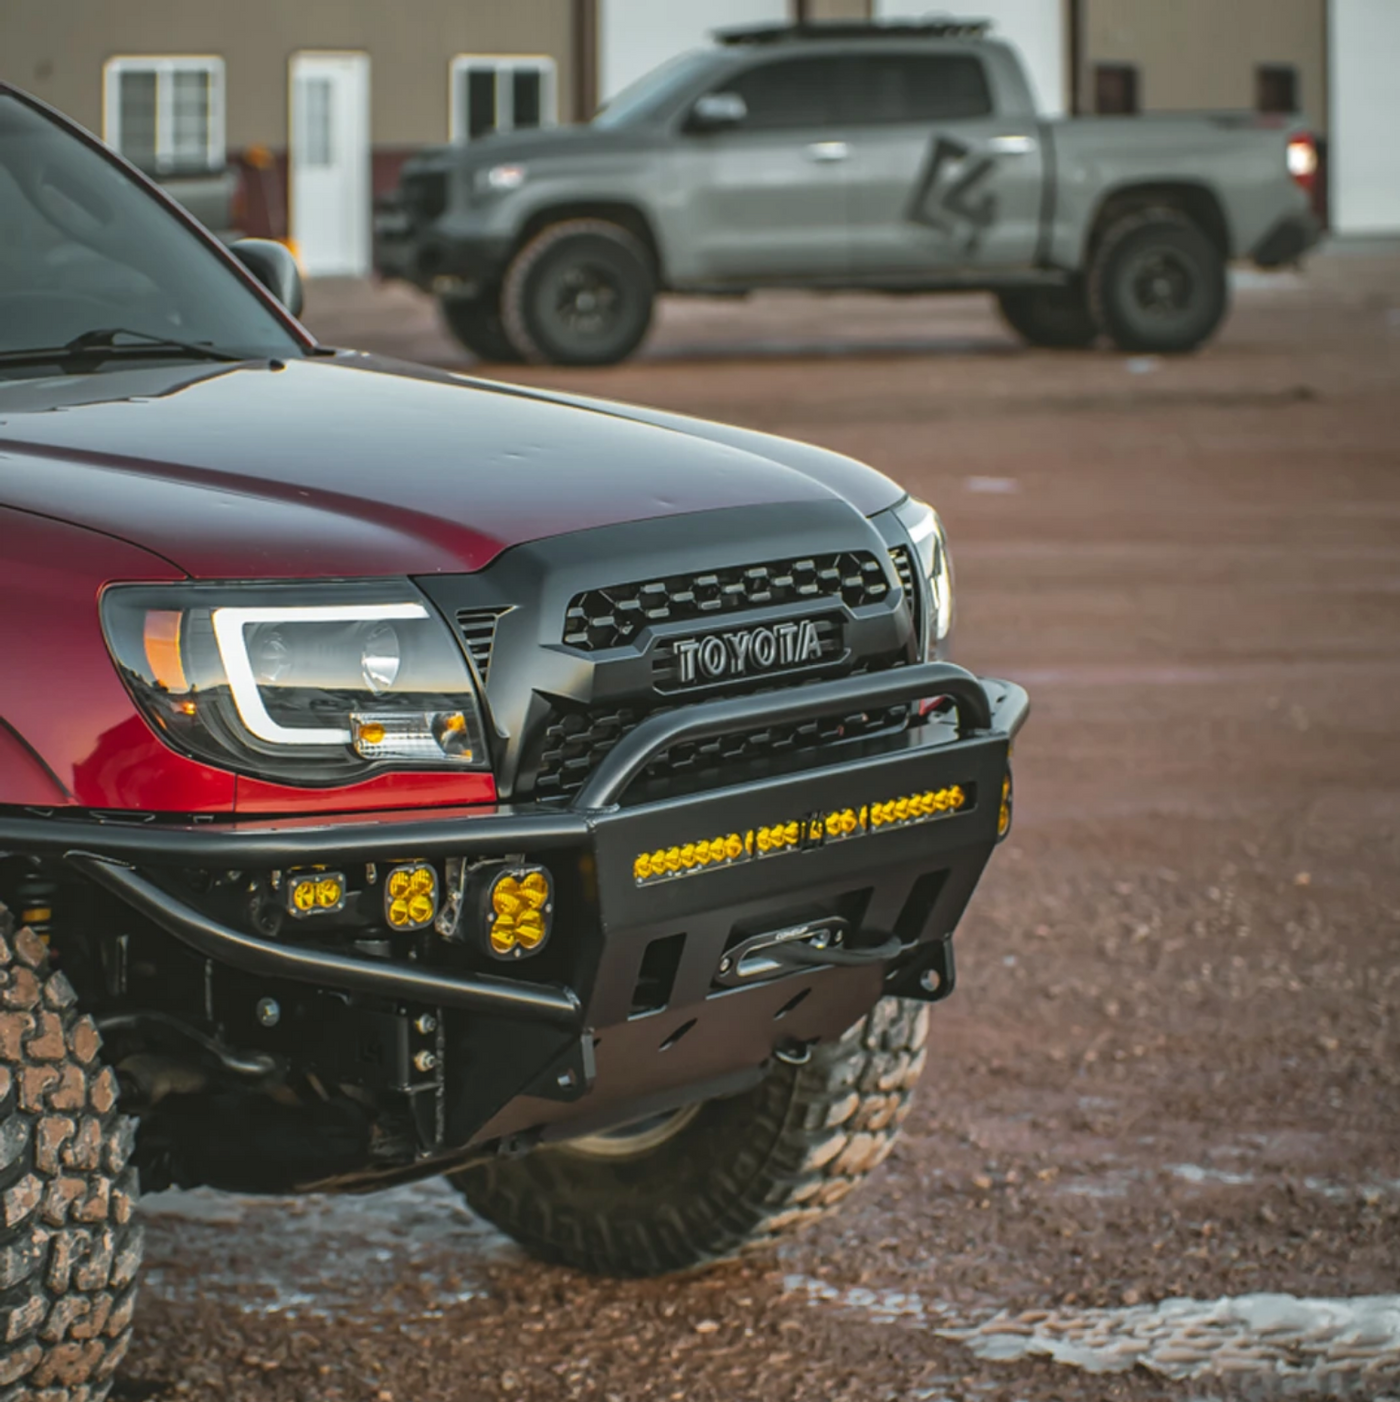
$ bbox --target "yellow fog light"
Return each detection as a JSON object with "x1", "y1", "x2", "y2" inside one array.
[
  {"x1": 480, "y1": 865, "x2": 553, "y2": 960},
  {"x1": 287, "y1": 869, "x2": 346, "y2": 918},
  {"x1": 385, "y1": 862, "x2": 438, "y2": 931}
]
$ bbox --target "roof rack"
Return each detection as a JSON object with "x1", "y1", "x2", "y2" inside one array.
[{"x1": 715, "y1": 19, "x2": 993, "y2": 46}]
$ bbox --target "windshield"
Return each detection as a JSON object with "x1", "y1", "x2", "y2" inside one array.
[
  {"x1": 0, "y1": 94, "x2": 302, "y2": 366},
  {"x1": 592, "y1": 50, "x2": 718, "y2": 129}
]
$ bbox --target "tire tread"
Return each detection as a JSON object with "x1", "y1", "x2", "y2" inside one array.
[{"x1": 0, "y1": 902, "x2": 140, "y2": 1402}]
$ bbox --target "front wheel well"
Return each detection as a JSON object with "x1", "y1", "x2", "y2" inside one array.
[
  {"x1": 514, "y1": 203, "x2": 664, "y2": 281},
  {"x1": 1086, "y1": 183, "x2": 1230, "y2": 262}
]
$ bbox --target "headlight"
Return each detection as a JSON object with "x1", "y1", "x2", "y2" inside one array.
[
  {"x1": 894, "y1": 497, "x2": 954, "y2": 657},
  {"x1": 100, "y1": 582, "x2": 490, "y2": 784},
  {"x1": 477, "y1": 163, "x2": 527, "y2": 193}
]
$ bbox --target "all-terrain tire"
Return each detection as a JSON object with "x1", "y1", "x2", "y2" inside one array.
[
  {"x1": 451, "y1": 997, "x2": 928, "y2": 1277},
  {"x1": 0, "y1": 903, "x2": 141, "y2": 1402},
  {"x1": 996, "y1": 284, "x2": 1099, "y2": 349},
  {"x1": 1088, "y1": 206, "x2": 1229, "y2": 354},
  {"x1": 500, "y1": 219, "x2": 655, "y2": 366},
  {"x1": 438, "y1": 291, "x2": 524, "y2": 364}
]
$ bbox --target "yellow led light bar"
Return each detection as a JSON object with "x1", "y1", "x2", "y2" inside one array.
[
  {"x1": 286, "y1": 869, "x2": 347, "y2": 918},
  {"x1": 385, "y1": 862, "x2": 438, "y2": 931},
  {"x1": 632, "y1": 785, "x2": 971, "y2": 886}
]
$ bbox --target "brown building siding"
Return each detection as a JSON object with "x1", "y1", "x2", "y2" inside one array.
[
  {"x1": 2, "y1": 0, "x2": 576, "y2": 148},
  {"x1": 1081, "y1": 0, "x2": 1327, "y2": 128}
]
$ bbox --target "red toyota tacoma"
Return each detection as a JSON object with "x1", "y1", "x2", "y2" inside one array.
[{"x1": 0, "y1": 84, "x2": 1025, "y2": 1396}]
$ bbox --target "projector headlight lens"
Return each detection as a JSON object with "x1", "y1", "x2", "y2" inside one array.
[{"x1": 101, "y1": 581, "x2": 490, "y2": 783}]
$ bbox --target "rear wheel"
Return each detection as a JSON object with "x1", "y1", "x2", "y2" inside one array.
[
  {"x1": 500, "y1": 219, "x2": 655, "y2": 367},
  {"x1": 996, "y1": 284, "x2": 1099, "y2": 349},
  {"x1": 450, "y1": 998, "x2": 928, "y2": 1277},
  {"x1": 438, "y1": 290, "x2": 524, "y2": 364},
  {"x1": 1088, "y1": 207, "x2": 1229, "y2": 354},
  {"x1": 0, "y1": 903, "x2": 141, "y2": 1402}
]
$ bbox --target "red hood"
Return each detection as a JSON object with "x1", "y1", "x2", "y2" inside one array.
[{"x1": 0, "y1": 356, "x2": 901, "y2": 579}]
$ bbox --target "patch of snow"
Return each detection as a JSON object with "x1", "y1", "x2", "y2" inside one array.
[
  {"x1": 1167, "y1": 1163, "x2": 1256, "y2": 1187},
  {"x1": 941, "y1": 1293, "x2": 1400, "y2": 1385},
  {"x1": 783, "y1": 1273, "x2": 935, "y2": 1325},
  {"x1": 140, "y1": 1178, "x2": 510, "y2": 1318}
]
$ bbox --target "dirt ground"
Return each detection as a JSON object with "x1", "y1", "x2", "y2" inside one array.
[{"x1": 118, "y1": 247, "x2": 1400, "y2": 1401}]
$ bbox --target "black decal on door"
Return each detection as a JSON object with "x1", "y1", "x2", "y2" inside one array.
[{"x1": 906, "y1": 135, "x2": 997, "y2": 254}]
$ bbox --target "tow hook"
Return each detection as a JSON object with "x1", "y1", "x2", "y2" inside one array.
[{"x1": 774, "y1": 1039, "x2": 814, "y2": 1066}]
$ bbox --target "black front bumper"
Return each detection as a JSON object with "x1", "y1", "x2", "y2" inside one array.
[
  {"x1": 6, "y1": 663, "x2": 1026, "y2": 1154},
  {"x1": 373, "y1": 198, "x2": 513, "y2": 293}
]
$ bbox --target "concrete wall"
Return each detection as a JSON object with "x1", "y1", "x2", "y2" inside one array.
[
  {"x1": 874, "y1": 0, "x2": 1067, "y2": 115},
  {"x1": 1329, "y1": 0, "x2": 1400, "y2": 234},
  {"x1": 599, "y1": 0, "x2": 787, "y2": 101},
  {"x1": 1084, "y1": 0, "x2": 1326, "y2": 127},
  {"x1": 0, "y1": 0, "x2": 575, "y2": 148}
]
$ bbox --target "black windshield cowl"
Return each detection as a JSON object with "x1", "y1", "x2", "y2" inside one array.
[{"x1": 0, "y1": 327, "x2": 250, "y2": 373}]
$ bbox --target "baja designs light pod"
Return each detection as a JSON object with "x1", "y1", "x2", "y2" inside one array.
[
  {"x1": 385, "y1": 862, "x2": 438, "y2": 931},
  {"x1": 475, "y1": 865, "x2": 553, "y2": 960}
]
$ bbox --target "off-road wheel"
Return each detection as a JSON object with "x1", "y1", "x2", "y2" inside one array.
[
  {"x1": 996, "y1": 284, "x2": 1099, "y2": 349},
  {"x1": 1088, "y1": 206, "x2": 1229, "y2": 354},
  {"x1": 438, "y1": 290, "x2": 524, "y2": 364},
  {"x1": 451, "y1": 998, "x2": 928, "y2": 1277},
  {"x1": 500, "y1": 219, "x2": 655, "y2": 366},
  {"x1": 0, "y1": 903, "x2": 141, "y2": 1402}
]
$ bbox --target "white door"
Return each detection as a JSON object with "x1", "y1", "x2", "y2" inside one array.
[{"x1": 290, "y1": 52, "x2": 370, "y2": 276}]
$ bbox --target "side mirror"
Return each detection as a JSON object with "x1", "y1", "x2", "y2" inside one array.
[
  {"x1": 688, "y1": 91, "x2": 748, "y2": 132},
  {"x1": 229, "y1": 238, "x2": 304, "y2": 318}
]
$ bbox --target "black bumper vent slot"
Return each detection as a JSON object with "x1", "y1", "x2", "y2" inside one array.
[
  {"x1": 455, "y1": 608, "x2": 508, "y2": 686},
  {"x1": 564, "y1": 551, "x2": 892, "y2": 651}
]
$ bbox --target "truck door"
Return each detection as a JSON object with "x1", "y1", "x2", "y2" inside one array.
[
  {"x1": 675, "y1": 54, "x2": 852, "y2": 282},
  {"x1": 842, "y1": 51, "x2": 1044, "y2": 275}
]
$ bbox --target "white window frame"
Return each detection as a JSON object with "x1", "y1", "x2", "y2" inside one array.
[
  {"x1": 103, "y1": 55, "x2": 226, "y2": 174},
  {"x1": 449, "y1": 55, "x2": 558, "y2": 143}
]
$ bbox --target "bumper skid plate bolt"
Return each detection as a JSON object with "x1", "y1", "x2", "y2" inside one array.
[
  {"x1": 256, "y1": 997, "x2": 281, "y2": 1028},
  {"x1": 414, "y1": 1014, "x2": 439, "y2": 1035},
  {"x1": 413, "y1": 1050, "x2": 438, "y2": 1073}
]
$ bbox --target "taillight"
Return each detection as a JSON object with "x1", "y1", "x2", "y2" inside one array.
[{"x1": 1287, "y1": 133, "x2": 1319, "y2": 194}]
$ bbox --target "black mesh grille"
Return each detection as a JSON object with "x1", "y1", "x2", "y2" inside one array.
[
  {"x1": 455, "y1": 608, "x2": 508, "y2": 685},
  {"x1": 564, "y1": 551, "x2": 891, "y2": 651},
  {"x1": 534, "y1": 697, "x2": 911, "y2": 800},
  {"x1": 402, "y1": 170, "x2": 447, "y2": 224}
]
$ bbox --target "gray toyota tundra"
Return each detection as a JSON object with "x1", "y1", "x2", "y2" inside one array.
[{"x1": 374, "y1": 18, "x2": 1323, "y2": 366}]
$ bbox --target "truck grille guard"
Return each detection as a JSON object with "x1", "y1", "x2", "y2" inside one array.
[{"x1": 13, "y1": 663, "x2": 1024, "y2": 1030}]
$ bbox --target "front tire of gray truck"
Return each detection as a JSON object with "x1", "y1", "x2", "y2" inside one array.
[
  {"x1": 438, "y1": 290, "x2": 525, "y2": 364},
  {"x1": 996, "y1": 284, "x2": 1100, "y2": 349},
  {"x1": 500, "y1": 218, "x2": 655, "y2": 367},
  {"x1": 0, "y1": 903, "x2": 142, "y2": 1402},
  {"x1": 1088, "y1": 206, "x2": 1229, "y2": 354},
  {"x1": 450, "y1": 997, "x2": 927, "y2": 1277}
]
